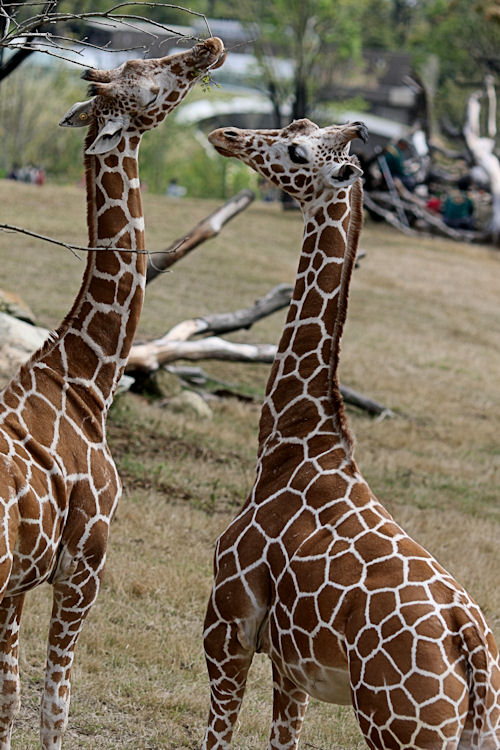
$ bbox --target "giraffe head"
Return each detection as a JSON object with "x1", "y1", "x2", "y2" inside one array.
[
  {"x1": 60, "y1": 37, "x2": 225, "y2": 155},
  {"x1": 208, "y1": 118, "x2": 367, "y2": 203}
]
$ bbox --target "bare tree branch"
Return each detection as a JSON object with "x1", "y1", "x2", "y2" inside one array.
[
  {"x1": 363, "y1": 194, "x2": 419, "y2": 237},
  {"x1": 0, "y1": 1, "x2": 213, "y2": 76},
  {"x1": 157, "y1": 283, "x2": 292, "y2": 343},
  {"x1": 127, "y1": 335, "x2": 277, "y2": 372},
  {"x1": 146, "y1": 190, "x2": 255, "y2": 283}
]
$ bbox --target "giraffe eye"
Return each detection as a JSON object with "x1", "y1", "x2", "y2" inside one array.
[
  {"x1": 145, "y1": 87, "x2": 160, "y2": 106},
  {"x1": 288, "y1": 144, "x2": 308, "y2": 164}
]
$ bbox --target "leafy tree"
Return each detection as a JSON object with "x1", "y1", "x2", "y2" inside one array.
[
  {"x1": 231, "y1": 0, "x2": 365, "y2": 126},
  {"x1": 408, "y1": 0, "x2": 500, "y2": 126}
]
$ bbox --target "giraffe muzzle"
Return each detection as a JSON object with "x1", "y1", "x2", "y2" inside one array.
[
  {"x1": 208, "y1": 127, "x2": 242, "y2": 157},
  {"x1": 190, "y1": 36, "x2": 225, "y2": 70}
]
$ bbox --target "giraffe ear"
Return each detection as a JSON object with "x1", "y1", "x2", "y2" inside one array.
[
  {"x1": 328, "y1": 162, "x2": 363, "y2": 188},
  {"x1": 85, "y1": 115, "x2": 130, "y2": 155},
  {"x1": 59, "y1": 99, "x2": 94, "y2": 128}
]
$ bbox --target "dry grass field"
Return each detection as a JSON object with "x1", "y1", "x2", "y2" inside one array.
[{"x1": 0, "y1": 178, "x2": 499, "y2": 749}]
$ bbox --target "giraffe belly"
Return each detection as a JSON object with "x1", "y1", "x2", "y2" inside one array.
[
  {"x1": 270, "y1": 648, "x2": 352, "y2": 704},
  {"x1": 291, "y1": 663, "x2": 352, "y2": 704},
  {"x1": 5, "y1": 492, "x2": 63, "y2": 597},
  {"x1": 261, "y1": 612, "x2": 352, "y2": 705}
]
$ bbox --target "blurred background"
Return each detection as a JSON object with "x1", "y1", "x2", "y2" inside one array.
[{"x1": 0, "y1": 0, "x2": 498, "y2": 203}]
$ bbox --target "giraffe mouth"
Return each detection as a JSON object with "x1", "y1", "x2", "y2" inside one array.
[
  {"x1": 208, "y1": 128, "x2": 241, "y2": 157},
  {"x1": 211, "y1": 144, "x2": 235, "y2": 157},
  {"x1": 191, "y1": 37, "x2": 225, "y2": 71},
  {"x1": 212, "y1": 53, "x2": 226, "y2": 70}
]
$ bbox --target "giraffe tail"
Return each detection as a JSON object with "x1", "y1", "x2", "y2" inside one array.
[{"x1": 458, "y1": 611, "x2": 500, "y2": 749}]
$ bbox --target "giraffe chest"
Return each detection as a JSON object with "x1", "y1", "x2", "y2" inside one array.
[
  {"x1": 0, "y1": 452, "x2": 67, "y2": 596},
  {"x1": 0, "y1": 433, "x2": 120, "y2": 597}
]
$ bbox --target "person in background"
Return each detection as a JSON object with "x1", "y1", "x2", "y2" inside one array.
[
  {"x1": 383, "y1": 138, "x2": 417, "y2": 191},
  {"x1": 442, "y1": 176, "x2": 475, "y2": 230},
  {"x1": 166, "y1": 178, "x2": 187, "y2": 198}
]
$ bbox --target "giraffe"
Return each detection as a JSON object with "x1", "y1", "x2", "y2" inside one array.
[
  {"x1": 0, "y1": 37, "x2": 224, "y2": 750},
  {"x1": 202, "y1": 119, "x2": 500, "y2": 750}
]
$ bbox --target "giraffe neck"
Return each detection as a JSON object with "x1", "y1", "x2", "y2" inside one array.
[
  {"x1": 258, "y1": 180, "x2": 363, "y2": 457},
  {"x1": 28, "y1": 124, "x2": 147, "y2": 414}
]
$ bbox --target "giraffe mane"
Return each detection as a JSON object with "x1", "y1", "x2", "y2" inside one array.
[
  {"x1": 81, "y1": 68, "x2": 116, "y2": 83},
  {"x1": 22, "y1": 125, "x2": 98, "y2": 372},
  {"x1": 86, "y1": 82, "x2": 113, "y2": 98},
  {"x1": 328, "y1": 172, "x2": 364, "y2": 456}
]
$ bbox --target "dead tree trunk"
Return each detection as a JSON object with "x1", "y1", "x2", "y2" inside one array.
[
  {"x1": 146, "y1": 189, "x2": 254, "y2": 283},
  {"x1": 162, "y1": 283, "x2": 293, "y2": 341},
  {"x1": 464, "y1": 76, "x2": 500, "y2": 244},
  {"x1": 127, "y1": 283, "x2": 292, "y2": 372}
]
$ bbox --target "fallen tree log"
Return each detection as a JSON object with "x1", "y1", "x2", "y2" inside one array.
[
  {"x1": 126, "y1": 282, "x2": 393, "y2": 417},
  {"x1": 340, "y1": 384, "x2": 394, "y2": 418},
  {"x1": 128, "y1": 336, "x2": 277, "y2": 371},
  {"x1": 146, "y1": 189, "x2": 255, "y2": 283},
  {"x1": 168, "y1": 364, "x2": 393, "y2": 417},
  {"x1": 370, "y1": 190, "x2": 464, "y2": 241},
  {"x1": 127, "y1": 283, "x2": 293, "y2": 371},
  {"x1": 161, "y1": 283, "x2": 293, "y2": 342},
  {"x1": 367, "y1": 189, "x2": 490, "y2": 244}
]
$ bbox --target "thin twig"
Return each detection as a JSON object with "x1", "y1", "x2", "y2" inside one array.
[
  {"x1": 0, "y1": 223, "x2": 180, "y2": 259},
  {"x1": 1, "y1": 2, "x2": 213, "y2": 58}
]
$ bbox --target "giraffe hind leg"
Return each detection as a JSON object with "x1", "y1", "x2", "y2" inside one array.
[
  {"x1": 40, "y1": 526, "x2": 108, "y2": 750},
  {"x1": 267, "y1": 663, "x2": 309, "y2": 750},
  {"x1": 0, "y1": 593, "x2": 25, "y2": 750},
  {"x1": 202, "y1": 605, "x2": 255, "y2": 750}
]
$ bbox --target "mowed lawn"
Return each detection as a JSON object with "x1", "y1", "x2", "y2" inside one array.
[{"x1": 0, "y1": 178, "x2": 499, "y2": 749}]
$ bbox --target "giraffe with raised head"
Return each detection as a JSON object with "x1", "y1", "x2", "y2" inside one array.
[
  {"x1": 0, "y1": 37, "x2": 224, "y2": 750},
  {"x1": 202, "y1": 119, "x2": 500, "y2": 750}
]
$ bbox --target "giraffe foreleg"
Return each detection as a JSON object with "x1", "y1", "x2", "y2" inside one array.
[
  {"x1": 0, "y1": 593, "x2": 25, "y2": 750},
  {"x1": 40, "y1": 521, "x2": 108, "y2": 750},
  {"x1": 202, "y1": 601, "x2": 255, "y2": 749},
  {"x1": 267, "y1": 663, "x2": 309, "y2": 750}
]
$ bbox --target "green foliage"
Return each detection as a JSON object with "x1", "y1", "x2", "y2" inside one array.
[
  {"x1": 407, "y1": 0, "x2": 500, "y2": 126},
  {"x1": 358, "y1": 0, "x2": 400, "y2": 49},
  {"x1": 0, "y1": 64, "x2": 85, "y2": 180},
  {"x1": 230, "y1": 0, "x2": 367, "y2": 121},
  {"x1": 411, "y1": 0, "x2": 500, "y2": 79},
  {"x1": 139, "y1": 117, "x2": 256, "y2": 197},
  {"x1": 0, "y1": 61, "x2": 251, "y2": 198}
]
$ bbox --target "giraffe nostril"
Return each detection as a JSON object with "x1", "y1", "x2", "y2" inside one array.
[
  {"x1": 338, "y1": 165, "x2": 353, "y2": 180},
  {"x1": 336, "y1": 164, "x2": 360, "y2": 181}
]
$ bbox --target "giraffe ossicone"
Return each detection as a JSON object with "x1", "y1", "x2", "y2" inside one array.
[
  {"x1": 0, "y1": 36, "x2": 224, "y2": 750},
  {"x1": 202, "y1": 119, "x2": 500, "y2": 750}
]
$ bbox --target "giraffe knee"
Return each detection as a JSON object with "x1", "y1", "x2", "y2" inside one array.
[{"x1": 0, "y1": 676, "x2": 21, "y2": 727}]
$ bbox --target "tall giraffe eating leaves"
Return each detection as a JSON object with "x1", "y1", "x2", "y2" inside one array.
[
  {"x1": 202, "y1": 119, "x2": 500, "y2": 750},
  {"x1": 0, "y1": 37, "x2": 224, "y2": 750}
]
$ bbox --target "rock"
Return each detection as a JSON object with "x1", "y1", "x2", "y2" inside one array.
[
  {"x1": 167, "y1": 389, "x2": 213, "y2": 419},
  {"x1": 116, "y1": 374, "x2": 135, "y2": 395},
  {"x1": 0, "y1": 289, "x2": 36, "y2": 325},
  {"x1": 0, "y1": 312, "x2": 49, "y2": 386}
]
